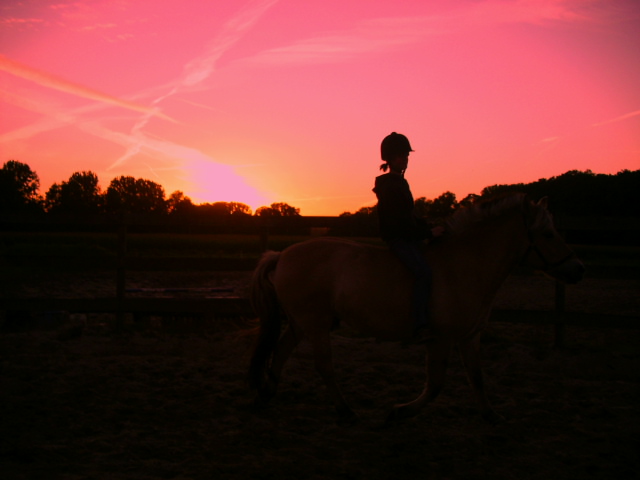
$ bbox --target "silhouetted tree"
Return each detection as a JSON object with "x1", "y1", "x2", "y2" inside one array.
[
  {"x1": 0, "y1": 160, "x2": 42, "y2": 213},
  {"x1": 459, "y1": 193, "x2": 481, "y2": 208},
  {"x1": 481, "y1": 183, "x2": 523, "y2": 199},
  {"x1": 341, "y1": 169, "x2": 640, "y2": 220},
  {"x1": 429, "y1": 191, "x2": 458, "y2": 219},
  {"x1": 227, "y1": 202, "x2": 252, "y2": 216},
  {"x1": 413, "y1": 192, "x2": 458, "y2": 219},
  {"x1": 339, "y1": 206, "x2": 376, "y2": 218},
  {"x1": 255, "y1": 202, "x2": 300, "y2": 217},
  {"x1": 612, "y1": 170, "x2": 640, "y2": 216},
  {"x1": 45, "y1": 171, "x2": 102, "y2": 214},
  {"x1": 105, "y1": 176, "x2": 167, "y2": 215},
  {"x1": 355, "y1": 206, "x2": 376, "y2": 217},
  {"x1": 195, "y1": 202, "x2": 229, "y2": 217},
  {"x1": 336, "y1": 205, "x2": 378, "y2": 236},
  {"x1": 188, "y1": 201, "x2": 252, "y2": 219},
  {"x1": 44, "y1": 183, "x2": 62, "y2": 212},
  {"x1": 479, "y1": 170, "x2": 640, "y2": 217},
  {"x1": 413, "y1": 197, "x2": 431, "y2": 218},
  {"x1": 166, "y1": 191, "x2": 194, "y2": 216}
]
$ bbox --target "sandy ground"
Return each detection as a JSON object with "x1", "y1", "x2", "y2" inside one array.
[{"x1": 1, "y1": 273, "x2": 639, "y2": 479}]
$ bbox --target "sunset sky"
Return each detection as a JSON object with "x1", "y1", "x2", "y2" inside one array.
[{"x1": 1, "y1": 0, "x2": 638, "y2": 215}]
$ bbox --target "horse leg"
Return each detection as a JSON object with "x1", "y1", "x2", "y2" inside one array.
[
  {"x1": 269, "y1": 324, "x2": 302, "y2": 392},
  {"x1": 255, "y1": 323, "x2": 302, "y2": 405},
  {"x1": 387, "y1": 339, "x2": 451, "y2": 422},
  {"x1": 459, "y1": 333, "x2": 504, "y2": 424},
  {"x1": 310, "y1": 331, "x2": 357, "y2": 423}
]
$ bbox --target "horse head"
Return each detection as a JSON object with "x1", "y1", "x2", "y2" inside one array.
[{"x1": 522, "y1": 197, "x2": 585, "y2": 284}]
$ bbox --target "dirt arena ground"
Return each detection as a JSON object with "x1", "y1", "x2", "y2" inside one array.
[{"x1": 1, "y1": 274, "x2": 638, "y2": 479}]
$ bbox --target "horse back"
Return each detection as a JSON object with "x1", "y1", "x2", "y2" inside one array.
[{"x1": 273, "y1": 238, "x2": 415, "y2": 339}]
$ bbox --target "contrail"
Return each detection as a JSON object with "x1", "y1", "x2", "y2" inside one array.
[
  {"x1": 536, "y1": 108, "x2": 640, "y2": 153},
  {"x1": 0, "y1": 54, "x2": 175, "y2": 122},
  {"x1": 108, "y1": 0, "x2": 279, "y2": 170},
  {"x1": 1, "y1": 1, "x2": 279, "y2": 178},
  {"x1": 592, "y1": 110, "x2": 640, "y2": 127},
  {"x1": 0, "y1": 88, "x2": 73, "y2": 142},
  {"x1": 179, "y1": 0, "x2": 279, "y2": 87},
  {"x1": 177, "y1": 97, "x2": 224, "y2": 112}
]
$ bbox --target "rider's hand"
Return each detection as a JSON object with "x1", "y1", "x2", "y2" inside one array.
[{"x1": 431, "y1": 226, "x2": 445, "y2": 238}]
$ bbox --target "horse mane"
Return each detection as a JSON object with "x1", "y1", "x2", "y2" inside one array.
[{"x1": 445, "y1": 192, "x2": 532, "y2": 237}]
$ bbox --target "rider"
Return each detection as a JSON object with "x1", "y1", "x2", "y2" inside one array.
[{"x1": 373, "y1": 132, "x2": 444, "y2": 337}]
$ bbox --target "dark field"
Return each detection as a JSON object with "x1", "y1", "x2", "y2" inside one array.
[{"x1": 1, "y1": 272, "x2": 639, "y2": 479}]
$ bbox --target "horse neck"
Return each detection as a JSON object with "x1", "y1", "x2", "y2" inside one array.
[{"x1": 450, "y1": 210, "x2": 529, "y2": 290}]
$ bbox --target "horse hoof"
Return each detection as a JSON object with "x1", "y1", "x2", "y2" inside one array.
[
  {"x1": 385, "y1": 405, "x2": 413, "y2": 423},
  {"x1": 386, "y1": 409, "x2": 400, "y2": 423},
  {"x1": 253, "y1": 392, "x2": 271, "y2": 409},
  {"x1": 482, "y1": 410, "x2": 505, "y2": 425},
  {"x1": 257, "y1": 390, "x2": 275, "y2": 405},
  {"x1": 254, "y1": 385, "x2": 276, "y2": 407},
  {"x1": 254, "y1": 372, "x2": 278, "y2": 405},
  {"x1": 336, "y1": 406, "x2": 359, "y2": 425}
]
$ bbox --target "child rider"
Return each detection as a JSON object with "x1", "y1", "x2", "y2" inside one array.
[{"x1": 373, "y1": 132, "x2": 444, "y2": 338}]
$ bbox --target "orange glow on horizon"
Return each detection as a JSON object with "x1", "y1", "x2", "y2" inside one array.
[{"x1": 181, "y1": 159, "x2": 272, "y2": 213}]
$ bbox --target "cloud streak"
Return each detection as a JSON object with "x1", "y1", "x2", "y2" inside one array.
[
  {"x1": 0, "y1": 88, "x2": 74, "y2": 143},
  {"x1": 179, "y1": 0, "x2": 280, "y2": 87},
  {"x1": 108, "y1": 0, "x2": 279, "y2": 170},
  {"x1": 0, "y1": 0, "x2": 279, "y2": 173},
  {"x1": 0, "y1": 54, "x2": 175, "y2": 122},
  {"x1": 537, "y1": 108, "x2": 640, "y2": 150},
  {"x1": 0, "y1": 85, "x2": 210, "y2": 194},
  {"x1": 245, "y1": 0, "x2": 592, "y2": 66},
  {"x1": 592, "y1": 109, "x2": 640, "y2": 127}
]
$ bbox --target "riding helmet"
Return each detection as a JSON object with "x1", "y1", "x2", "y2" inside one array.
[{"x1": 380, "y1": 132, "x2": 413, "y2": 161}]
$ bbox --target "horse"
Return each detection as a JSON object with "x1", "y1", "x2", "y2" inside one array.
[{"x1": 248, "y1": 194, "x2": 585, "y2": 423}]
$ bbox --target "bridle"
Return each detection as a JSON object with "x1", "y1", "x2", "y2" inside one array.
[{"x1": 521, "y1": 210, "x2": 575, "y2": 271}]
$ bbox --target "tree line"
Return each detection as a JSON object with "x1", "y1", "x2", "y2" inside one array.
[
  {"x1": 340, "y1": 169, "x2": 639, "y2": 220},
  {"x1": 1, "y1": 160, "x2": 638, "y2": 222},
  {"x1": 0, "y1": 160, "x2": 300, "y2": 218}
]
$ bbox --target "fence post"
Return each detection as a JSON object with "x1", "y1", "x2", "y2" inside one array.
[
  {"x1": 116, "y1": 219, "x2": 127, "y2": 332},
  {"x1": 552, "y1": 225, "x2": 568, "y2": 348},
  {"x1": 554, "y1": 280, "x2": 566, "y2": 348},
  {"x1": 258, "y1": 217, "x2": 274, "y2": 252},
  {"x1": 259, "y1": 225, "x2": 269, "y2": 252}
]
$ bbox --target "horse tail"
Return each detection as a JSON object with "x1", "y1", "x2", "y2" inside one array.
[{"x1": 248, "y1": 250, "x2": 282, "y2": 391}]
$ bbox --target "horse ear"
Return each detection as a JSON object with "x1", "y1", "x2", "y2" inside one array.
[{"x1": 536, "y1": 197, "x2": 549, "y2": 209}]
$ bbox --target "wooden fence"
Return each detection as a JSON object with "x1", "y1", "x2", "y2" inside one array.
[{"x1": 1, "y1": 215, "x2": 639, "y2": 345}]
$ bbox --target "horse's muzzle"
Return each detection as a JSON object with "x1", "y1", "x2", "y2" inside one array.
[{"x1": 549, "y1": 258, "x2": 585, "y2": 284}]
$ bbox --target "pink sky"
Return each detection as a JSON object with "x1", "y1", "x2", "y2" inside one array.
[{"x1": 1, "y1": 0, "x2": 638, "y2": 215}]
